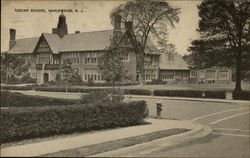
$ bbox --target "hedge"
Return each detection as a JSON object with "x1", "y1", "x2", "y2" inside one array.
[
  {"x1": 0, "y1": 91, "x2": 79, "y2": 107},
  {"x1": 0, "y1": 101, "x2": 147, "y2": 144},
  {"x1": 1, "y1": 85, "x2": 35, "y2": 91},
  {"x1": 204, "y1": 91, "x2": 226, "y2": 99},
  {"x1": 233, "y1": 91, "x2": 250, "y2": 100},
  {"x1": 123, "y1": 89, "x2": 152, "y2": 96},
  {"x1": 153, "y1": 90, "x2": 203, "y2": 98}
]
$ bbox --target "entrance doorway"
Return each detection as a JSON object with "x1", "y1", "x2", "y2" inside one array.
[{"x1": 43, "y1": 73, "x2": 49, "y2": 83}]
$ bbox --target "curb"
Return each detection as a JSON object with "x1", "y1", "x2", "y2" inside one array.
[
  {"x1": 89, "y1": 122, "x2": 212, "y2": 157},
  {"x1": 125, "y1": 95, "x2": 250, "y2": 104}
]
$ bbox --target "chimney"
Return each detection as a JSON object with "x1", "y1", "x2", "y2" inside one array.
[
  {"x1": 75, "y1": 31, "x2": 80, "y2": 34},
  {"x1": 52, "y1": 28, "x2": 57, "y2": 34},
  {"x1": 125, "y1": 21, "x2": 133, "y2": 31},
  {"x1": 113, "y1": 15, "x2": 122, "y2": 46},
  {"x1": 9, "y1": 28, "x2": 16, "y2": 50}
]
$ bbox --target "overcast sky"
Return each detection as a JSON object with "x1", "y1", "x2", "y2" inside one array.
[{"x1": 1, "y1": 0, "x2": 201, "y2": 55}]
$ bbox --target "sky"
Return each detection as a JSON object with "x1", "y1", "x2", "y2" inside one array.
[{"x1": 1, "y1": 0, "x2": 201, "y2": 55}]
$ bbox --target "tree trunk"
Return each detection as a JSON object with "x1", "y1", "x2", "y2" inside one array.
[
  {"x1": 5, "y1": 66, "x2": 8, "y2": 83},
  {"x1": 66, "y1": 80, "x2": 68, "y2": 93},
  {"x1": 234, "y1": 51, "x2": 242, "y2": 92}
]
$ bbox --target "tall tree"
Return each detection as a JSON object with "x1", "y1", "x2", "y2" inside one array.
[
  {"x1": 98, "y1": 47, "x2": 125, "y2": 89},
  {"x1": 111, "y1": 0, "x2": 180, "y2": 83},
  {"x1": 1, "y1": 52, "x2": 25, "y2": 83},
  {"x1": 197, "y1": 0, "x2": 250, "y2": 92}
]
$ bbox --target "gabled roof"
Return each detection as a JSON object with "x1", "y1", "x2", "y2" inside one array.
[
  {"x1": 43, "y1": 33, "x2": 61, "y2": 54},
  {"x1": 60, "y1": 30, "x2": 114, "y2": 52},
  {"x1": 159, "y1": 53, "x2": 189, "y2": 70},
  {"x1": 8, "y1": 37, "x2": 39, "y2": 54},
  {"x1": 8, "y1": 30, "x2": 117, "y2": 54}
]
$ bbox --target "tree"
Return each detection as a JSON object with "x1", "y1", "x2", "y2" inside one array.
[
  {"x1": 110, "y1": 0, "x2": 180, "y2": 83},
  {"x1": 61, "y1": 59, "x2": 79, "y2": 92},
  {"x1": 197, "y1": 0, "x2": 250, "y2": 92},
  {"x1": 185, "y1": 39, "x2": 235, "y2": 69},
  {"x1": 1, "y1": 52, "x2": 25, "y2": 83},
  {"x1": 98, "y1": 47, "x2": 125, "y2": 89}
]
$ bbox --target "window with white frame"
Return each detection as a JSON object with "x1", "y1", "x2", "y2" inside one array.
[
  {"x1": 190, "y1": 70, "x2": 197, "y2": 78},
  {"x1": 207, "y1": 70, "x2": 216, "y2": 79},
  {"x1": 145, "y1": 70, "x2": 156, "y2": 81},
  {"x1": 219, "y1": 70, "x2": 228, "y2": 79},
  {"x1": 120, "y1": 52, "x2": 129, "y2": 61}
]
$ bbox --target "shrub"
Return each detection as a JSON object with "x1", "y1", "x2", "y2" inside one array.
[
  {"x1": 153, "y1": 90, "x2": 203, "y2": 98},
  {"x1": 1, "y1": 85, "x2": 34, "y2": 91},
  {"x1": 87, "y1": 77, "x2": 94, "y2": 86},
  {"x1": 0, "y1": 101, "x2": 147, "y2": 144},
  {"x1": 146, "y1": 79, "x2": 167, "y2": 85},
  {"x1": 204, "y1": 91, "x2": 226, "y2": 99},
  {"x1": 123, "y1": 89, "x2": 152, "y2": 95},
  {"x1": 21, "y1": 73, "x2": 36, "y2": 83},
  {"x1": 232, "y1": 91, "x2": 250, "y2": 100},
  {"x1": 0, "y1": 91, "x2": 78, "y2": 107},
  {"x1": 80, "y1": 89, "x2": 124, "y2": 105}
]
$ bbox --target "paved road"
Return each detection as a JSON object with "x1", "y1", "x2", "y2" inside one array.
[
  {"x1": 122, "y1": 97, "x2": 250, "y2": 157},
  {"x1": 9, "y1": 90, "x2": 250, "y2": 157}
]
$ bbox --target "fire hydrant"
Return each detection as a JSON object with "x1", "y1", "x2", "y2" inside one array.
[{"x1": 156, "y1": 101, "x2": 163, "y2": 119}]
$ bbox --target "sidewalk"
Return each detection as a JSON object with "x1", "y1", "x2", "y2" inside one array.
[{"x1": 0, "y1": 119, "x2": 210, "y2": 157}]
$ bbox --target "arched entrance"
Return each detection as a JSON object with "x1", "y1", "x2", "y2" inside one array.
[{"x1": 43, "y1": 73, "x2": 49, "y2": 83}]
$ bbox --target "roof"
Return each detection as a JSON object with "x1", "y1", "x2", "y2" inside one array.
[
  {"x1": 60, "y1": 30, "x2": 113, "y2": 52},
  {"x1": 8, "y1": 30, "x2": 115, "y2": 54},
  {"x1": 8, "y1": 37, "x2": 39, "y2": 54},
  {"x1": 159, "y1": 53, "x2": 189, "y2": 70}
]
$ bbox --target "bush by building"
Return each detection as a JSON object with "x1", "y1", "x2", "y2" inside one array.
[
  {"x1": 232, "y1": 91, "x2": 250, "y2": 100},
  {"x1": 204, "y1": 91, "x2": 226, "y2": 99},
  {"x1": 0, "y1": 91, "x2": 78, "y2": 107},
  {"x1": 123, "y1": 89, "x2": 152, "y2": 95},
  {"x1": 146, "y1": 79, "x2": 167, "y2": 85},
  {"x1": 0, "y1": 100, "x2": 147, "y2": 144},
  {"x1": 153, "y1": 90, "x2": 203, "y2": 98}
]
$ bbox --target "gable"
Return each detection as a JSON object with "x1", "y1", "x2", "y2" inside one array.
[{"x1": 33, "y1": 34, "x2": 53, "y2": 53}]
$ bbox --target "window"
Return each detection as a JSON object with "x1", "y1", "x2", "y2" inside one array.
[
  {"x1": 120, "y1": 52, "x2": 129, "y2": 61},
  {"x1": 219, "y1": 70, "x2": 228, "y2": 79},
  {"x1": 145, "y1": 70, "x2": 156, "y2": 81},
  {"x1": 144, "y1": 56, "x2": 152, "y2": 66},
  {"x1": 207, "y1": 70, "x2": 216, "y2": 79},
  {"x1": 200, "y1": 71, "x2": 205, "y2": 78},
  {"x1": 190, "y1": 70, "x2": 197, "y2": 78}
]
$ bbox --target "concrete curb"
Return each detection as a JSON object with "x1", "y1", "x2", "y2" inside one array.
[
  {"x1": 89, "y1": 122, "x2": 212, "y2": 157},
  {"x1": 125, "y1": 95, "x2": 250, "y2": 104}
]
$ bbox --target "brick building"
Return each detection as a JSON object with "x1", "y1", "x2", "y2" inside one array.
[{"x1": 7, "y1": 14, "x2": 189, "y2": 84}]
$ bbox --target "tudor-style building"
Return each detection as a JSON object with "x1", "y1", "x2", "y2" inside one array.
[{"x1": 7, "y1": 14, "x2": 189, "y2": 84}]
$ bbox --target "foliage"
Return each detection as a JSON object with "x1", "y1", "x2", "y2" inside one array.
[
  {"x1": 204, "y1": 91, "x2": 226, "y2": 99},
  {"x1": 233, "y1": 91, "x2": 250, "y2": 100},
  {"x1": 87, "y1": 76, "x2": 94, "y2": 86},
  {"x1": 21, "y1": 73, "x2": 36, "y2": 83},
  {"x1": 0, "y1": 101, "x2": 147, "y2": 144},
  {"x1": 1, "y1": 52, "x2": 26, "y2": 83},
  {"x1": 146, "y1": 79, "x2": 167, "y2": 85},
  {"x1": 111, "y1": 0, "x2": 180, "y2": 82},
  {"x1": 98, "y1": 47, "x2": 125, "y2": 87},
  {"x1": 153, "y1": 90, "x2": 203, "y2": 98},
  {"x1": 0, "y1": 91, "x2": 78, "y2": 107},
  {"x1": 61, "y1": 59, "x2": 82, "y2": 92},
  {"x1": 80, "y1": 88, "x2": 124, "y2": 105},
  {"x1": 197, "y1": 0, "x2": 250, "y2": 91},
  {"x1": 123, "y1": 89, "x2": 151, "y2": 95},
  {"x1": 1, "y1": 85, "x2": 34, "y2": 91}
]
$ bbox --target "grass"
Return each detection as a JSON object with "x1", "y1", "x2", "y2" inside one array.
[{"x1": 41, "y1": 128, "x2": 190, "y2": 157}]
